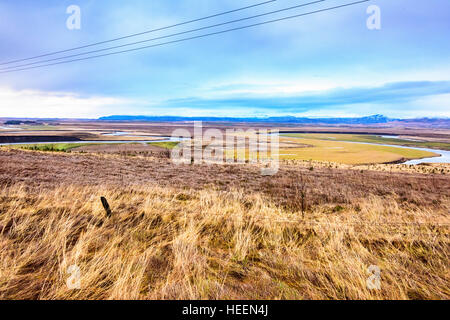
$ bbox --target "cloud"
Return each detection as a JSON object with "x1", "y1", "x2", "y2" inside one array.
[
  {"x1": 2, "y1": 80, "x2": 448, "y2": 119},
  {"x1": 156, "y1": 81, "x2": 450, "y2": 117},
  {"x1": 0, "y1": 87, "x2": 134, "y2": 118}
]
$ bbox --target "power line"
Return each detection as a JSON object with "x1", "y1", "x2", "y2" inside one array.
[
  {"x1": 0, "y1": 0, "x2": 326, "y2": 71},
  {"x1": 1, "y1": 0, "x2": 370, "y2": 74},
  {"x1": 2, "y1": 0, "x2": 368, "y2": 74},
  {"x1": 0, "y1": 0, "x2": 277, "y2": 66}
]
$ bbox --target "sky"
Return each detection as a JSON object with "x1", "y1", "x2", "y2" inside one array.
[{"x1": 0, "y1": 0, "x2": 449, "y2": 119}]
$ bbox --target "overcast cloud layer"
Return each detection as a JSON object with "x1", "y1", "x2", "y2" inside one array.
[{"x1": 0, "y1": 0, "x2": 449, "y2": 118}]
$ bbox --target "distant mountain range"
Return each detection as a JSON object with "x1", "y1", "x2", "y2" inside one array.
[{"x1": 98, "y1": 114, "x2": 449, "y2": 125}]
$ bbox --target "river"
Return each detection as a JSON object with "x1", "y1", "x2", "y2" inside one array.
[
  {"x1": 0, "y1": 132, "x2": 448, "y2": 165},
  {"x1": 0, "y1": 133, "x2": 186, "y2": 146}
]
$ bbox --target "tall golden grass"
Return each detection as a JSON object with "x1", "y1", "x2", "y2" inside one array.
[{"x1": 0, "y1": 182, "x2": 448, "y2": 300}]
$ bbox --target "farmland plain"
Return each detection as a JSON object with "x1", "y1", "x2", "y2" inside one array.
[{"x1": 277, "y1": 135, "x2": 439, "y2": 164}]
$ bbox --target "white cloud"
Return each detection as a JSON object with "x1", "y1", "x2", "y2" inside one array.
[{"x1": 0, "y1": 87, "x2": 134, "y2": 118}]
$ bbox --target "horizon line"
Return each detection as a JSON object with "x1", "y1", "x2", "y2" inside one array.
[{"x1": 1, "y1": 114, "x2": 450, "y2": 121}]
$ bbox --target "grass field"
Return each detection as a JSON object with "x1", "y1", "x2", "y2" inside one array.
[
  {"x1": 10, "y1": 141, "x2": 179, "y2": 153},
  {"x1": 13, "y1": 143, "x2": 101, "y2": 152},
  {"x1": 147, "y1": 141, "x2": 180, "y2": 149},
  {"x1": 0, "y1": 148, "x2": 448, "y2": 299},
  {"x1": 278, "y1": 135, "x2": 438, "y2": 164},
  {"x1": 20, "y1": 125, "x2": 62, "y2": 131}
]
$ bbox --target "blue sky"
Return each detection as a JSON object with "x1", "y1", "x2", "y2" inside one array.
[{"x1": 0, "y1": 0, "x2": 449, "y2": 118}]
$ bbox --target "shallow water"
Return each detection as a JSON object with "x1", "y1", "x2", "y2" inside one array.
[
  {"x1": 379, "y1": 135, "x2": 421, "y2": 142},
  {"x1": 102, "y1": 131, "x2": 134, "y2": 136},
  {"x1": 0, "y1": 126, "x2": 23, "y2": 130},
  {"x1": 101, "y1": 131, "x2": 152, "y2": 137},
  {"x1": 0, "y1": 136, "x2": 186, "y2": 146}
]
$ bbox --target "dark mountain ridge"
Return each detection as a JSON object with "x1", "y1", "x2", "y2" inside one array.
[
  {"x1": 98, "y1": 114, "x2": 391, "y2": 124},
  {"x1": 98, "y1": 114, "x2": 449, "y2": 125}
]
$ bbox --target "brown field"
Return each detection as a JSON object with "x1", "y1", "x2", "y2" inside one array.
[
  {"x1": 0, "y1": 146, "x2": 449, "y2": 300},
  {"x1": 72, "y1": 143, "x2": 171, "y2": 158}
]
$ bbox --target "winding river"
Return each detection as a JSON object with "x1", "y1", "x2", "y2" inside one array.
[
  {"x1": 0, "y1": 133, "x2": 185, "y2": 146},
  {"x1": 0, "y1": 131, "x2": 448, "y2": 165}
]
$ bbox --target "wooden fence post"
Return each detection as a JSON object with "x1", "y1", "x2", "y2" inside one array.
[{"x1": 100, "y1": 197, "x2": 112, "y2": 218}]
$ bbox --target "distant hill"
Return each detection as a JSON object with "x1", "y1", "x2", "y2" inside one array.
[
  {"x1": 98, "y1": 114, "x2": 392, "y2": 124},
  {"x1": 3, "y1": 120, "x2": 42, "y2": 125}
]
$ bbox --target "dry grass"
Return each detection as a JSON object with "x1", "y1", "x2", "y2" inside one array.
[
  {"x1": 0, "y1": 184, "x2": 448, "y2": 299},
  {"x1": 0, "y1": 149, "x2": 449, "y2": 300}
]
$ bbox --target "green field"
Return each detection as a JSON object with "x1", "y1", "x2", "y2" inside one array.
[
  {"x1": 283, "y1": 133, "x2": 450, "y2": 151},
  {"x1": 13, "y1": 143, "x2": 101, "y2": 152},
  {"x1": 9, "y1": 141, "x2": 179, "y2": 153},
  {"x1": 19, "y1": 125, "x2": 62, "y2": 131},
  {"x1": 148, "y1": 141, "x2": 180, "y2": 149},
  {"x1": 278, "y1": 134, "x2": 439, "y2": 164}
]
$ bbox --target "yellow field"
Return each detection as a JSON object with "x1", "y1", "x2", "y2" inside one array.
[
  {"x1": 278, "y1": 136, "x2": 438, "y2": 164},
  {"x1": 284, "y1": 133, "x2": 450, "y2": 150}
]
